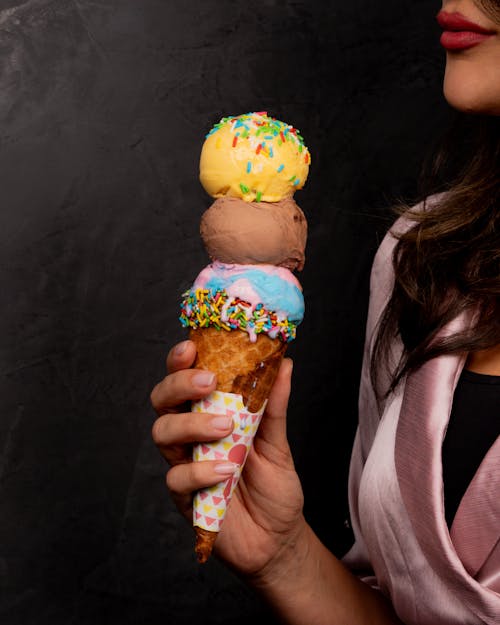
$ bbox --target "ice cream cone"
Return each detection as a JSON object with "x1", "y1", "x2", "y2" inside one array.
[
  {"x1": 179, "y1": 112, "x2": 310, "y2": 564},
  {"x1": 190, "y1": 327, "x2": 287, "y2": 563},
  {"x1": 190, "y1": 327, "x2": 286, "y2": 413}
]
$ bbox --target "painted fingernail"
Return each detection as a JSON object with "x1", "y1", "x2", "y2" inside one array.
[
  {"x1": 213, "y1": 462, "x2": 239, "y2": 475},
  {"x1": 193, "y1": 371, "x2": 215, "y2": 387},
  {"x1": 174, "y1": 340, "x2": 189, "y2": 356},
  {"x1": 210, "y1": 416, "x2": 233, "y2": 431}
]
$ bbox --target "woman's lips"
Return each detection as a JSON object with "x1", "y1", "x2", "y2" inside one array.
[
  {"x1": 436, "y1": 10, "x2": 496, "y2": 50},
  {"x1": 440, "y1": 30, "x2": 494, "y2": 50}
]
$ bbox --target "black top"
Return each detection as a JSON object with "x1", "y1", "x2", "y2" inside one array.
[{"x1": 442, "y1": 369, "x2": 500, "y2": 528}]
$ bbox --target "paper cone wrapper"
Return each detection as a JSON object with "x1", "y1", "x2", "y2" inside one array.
[
  {"x1": 189, "y1": 327, "x2": 286, "y2": 562},
  {"x1": 192, "y1": 390, "x2": 265, "y2": 527}
]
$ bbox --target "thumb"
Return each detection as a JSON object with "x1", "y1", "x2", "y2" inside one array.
[{"x1": 259, "y1": 357, "x2": 293, "y2": 447}]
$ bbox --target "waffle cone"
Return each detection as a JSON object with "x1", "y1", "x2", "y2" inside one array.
[
  {"x1": 189, "y1": 327, "x2": 287, "y2": 413},
  {"x1": 190, "y1": 327, "x2": 287, "y2": 563},
  {"x1": 194, "y1": 527, "x2": 217, "y2": 564}
]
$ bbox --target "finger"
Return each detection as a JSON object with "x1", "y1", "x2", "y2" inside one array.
[
  {"x1": 166, "y1": 459, "x2": 239, "y2": 495},
  {"x1": 152, "y1": 411, "x2": 234, "y2": 450},
  {"x1": 166, "y1": 339, "x2": 197, "y2": 374},
  {"x1": 258, "y1": 357, "x2": 293, "y2": 448},
  {"x1": 150, "y1": 368, "x2": 217, "y2": 414}
]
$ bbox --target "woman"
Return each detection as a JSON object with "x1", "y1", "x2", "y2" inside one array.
[{"x1": 150, "y1": 1, "x2": 500, "y2": 623}]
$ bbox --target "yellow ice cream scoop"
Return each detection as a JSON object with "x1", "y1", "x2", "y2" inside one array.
[{"x1": 199, "y1": 112, "x2": 311, "y2": 203}]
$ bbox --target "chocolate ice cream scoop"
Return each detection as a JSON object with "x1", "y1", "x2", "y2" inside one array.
[{"x1": 200, "y1": 196, "x2": 307, "y2": 271}]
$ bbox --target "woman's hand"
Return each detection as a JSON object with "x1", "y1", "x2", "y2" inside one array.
[
  {"x1": 151, "y1": 341, "x2": 404, "y2": 625},
  {"x1": 150, "y1": 339, "x2": 306, "y2": 577}
]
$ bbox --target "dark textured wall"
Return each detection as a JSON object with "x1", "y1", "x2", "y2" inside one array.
[{"x1": 1, "y1": 1, "x2": 450, "y2": 624}]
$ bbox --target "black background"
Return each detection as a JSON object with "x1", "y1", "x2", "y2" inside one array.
[{"x1": 0, "y1": 1, "x2": 450, "y2": 623}]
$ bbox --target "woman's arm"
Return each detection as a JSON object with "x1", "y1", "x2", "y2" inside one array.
[{"x1": 247, "y1": 519, "x2": 404, "y2": 625}]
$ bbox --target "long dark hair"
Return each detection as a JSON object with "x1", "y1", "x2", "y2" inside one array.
[
  {"x1": 372, "y1": 113, "x2": 500, "y2": 396},
  {"x1": 478, "y1": 0, "x2": 500, "y2": 21}
]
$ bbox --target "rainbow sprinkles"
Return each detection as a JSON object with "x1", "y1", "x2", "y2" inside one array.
[{"x1": 180, "y1": 288, "x2": 298, "y2": 343}]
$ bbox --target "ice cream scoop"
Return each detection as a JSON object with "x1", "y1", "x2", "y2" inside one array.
[
  {"x1": 199, "y1": 112, "x2": 311, "y2": 202},
  {"x1": 200, "y1": 196, "x2": 307, "y2": 270},
  {"x1": 181, "y1": 262, "x2": 304, "y2": 344}
]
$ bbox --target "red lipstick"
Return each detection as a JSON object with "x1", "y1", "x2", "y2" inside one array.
[{"x1": 436, "y1": 10, "x2": 496, "y2": 50}]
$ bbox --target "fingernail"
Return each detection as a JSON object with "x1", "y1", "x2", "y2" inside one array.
[
  {"x1": 174, "y1": 341, "x2": 189, "y2": 356},
  {"x1": 213, "y1": 462, "x2": 239, "y2": 475},
  {"x1": 193, "y1": 371, "x2": 215, "y2": 387},
  {"x1": 210, "y1": 416, "x2": 233, "y2": 431}
]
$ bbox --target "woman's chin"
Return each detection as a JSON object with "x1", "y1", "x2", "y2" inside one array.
[{"x1": 443, "y1": 69, "x2": 500, "y2": 116}]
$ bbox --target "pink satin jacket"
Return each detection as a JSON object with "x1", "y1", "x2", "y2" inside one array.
[{"x1": 343, "y1": 214, "x2": 500, "y2": 625}]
